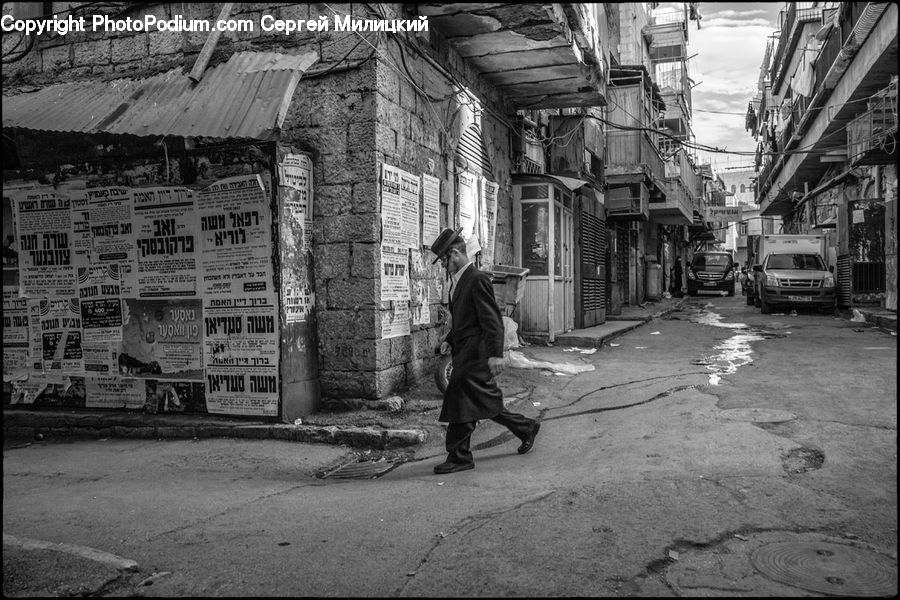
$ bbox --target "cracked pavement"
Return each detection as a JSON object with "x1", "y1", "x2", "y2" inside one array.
[{"x1": 3, "y1": 295, "x2": 897, "y2": 596}]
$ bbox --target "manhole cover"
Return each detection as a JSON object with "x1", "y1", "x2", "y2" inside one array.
[
  {"x1": 719, "y1": 408, "x2": 796, "y2": 423},
  {"x1": 751, "y1": 541, "x2": 897, "y2": 596},
  {"x1": 318, "y1": 458, "x2": 403, "y2": 480}
]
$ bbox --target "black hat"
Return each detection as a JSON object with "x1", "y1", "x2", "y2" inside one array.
[{"x1": 429, "y1": 227, "x2": 464, "y2": 264}]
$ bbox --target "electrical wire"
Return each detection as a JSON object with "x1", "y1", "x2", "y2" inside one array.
[
  {"x1": 695, "y1": 93, "x2": 880, "y2": 116},
  {"x1": 320, "y1": 3, "x2": 454, "y2": 141},
  {"x1": 303, "y1": 31, "x2": 376, "y2": 79}
]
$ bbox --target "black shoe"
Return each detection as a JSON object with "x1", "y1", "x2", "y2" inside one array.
[
  {"x1": 433, "y1": 461, "x2": 475, "y2": 474},
  {"x1": 517, "y1": 422, "x2": 541, "y2": 454}
]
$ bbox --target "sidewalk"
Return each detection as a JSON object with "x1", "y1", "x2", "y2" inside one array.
[
  {"x1": 2, "y1": 295, "x2": 687, "y2": 451},
  {"x1": 846, "y1": 305, "x2": 898, "y2": 332}
]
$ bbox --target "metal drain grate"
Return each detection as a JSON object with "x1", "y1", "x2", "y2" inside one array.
[
  {"x1": 752, "y1": 541, "x2": 898, "y2": 596},
  {"x1": 719, "y1": 408, "x2": 796, "y2": 423},
  {"x1": 318, "y1": 458, "x2": 403, "y2": 480}
]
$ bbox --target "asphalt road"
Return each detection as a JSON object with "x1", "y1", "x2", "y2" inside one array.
[{"x1": 3, "y1": 293, "x2": 897, "y2": 597}]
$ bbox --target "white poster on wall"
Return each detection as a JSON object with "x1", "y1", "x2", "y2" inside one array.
[
  {"x1": 380, "y1": 243, "x2": 410, "y2": 301},
  {"x1": 381, "y1": 301, "x2": 411, "y2": 339},
  {"x1": 84, "y1": 375, "x2": 145, "y2": 409},
  {"x1": 198, "y1": 175, "x2": 274, "y2": 299},
  {"x1": 457, "y1": 170, "x2": 481, "y2": 256},
  {"x1": 381, "y1": 164, "x2": 404, "y2": 247},
  {"x1": 70, "y1": 192, "x2": 93, "y2": 274},
  {"x1": 82, "y1": 340, "x2": 119, "y2": 375},
  {"x1": 2, "y1": 284, "x2": 29, "y2": 382},
  {"x1": 132, "y1": 186, "x2": 200, "y2": 298},
  {"x1": 38, "y1": 298, "x2": 84, "y2": 375},
  {"x1": 480, "y1": 177, "x2": 499, "y2": 268},
  {"x1": 421, "y1": 174, "x2": 441, "y2": 248},
  {"x1": 279, "y1": 153, "x2": 315, "y2": 324},
  {"x1": 77, "y1": 264, "x2": 124, "y2": 342},
  {"x1": 411, "y1": 279, "x2": 431, "y2": 326},
  {"x1": 278, "y1": 153, "x2": 314, "y2": 252},
  {"x1": 203, "y1": 295, "x2": 279, "y2": 417},
  {"x1": 87, "y1": 187, "x2": 137, "y2": 295},
  {"x1": 400, "y1": 170, "x2": 420, "y2": 249},
  {"x1": 13, "y1": 190, "x2": 77, "y2": 298}
]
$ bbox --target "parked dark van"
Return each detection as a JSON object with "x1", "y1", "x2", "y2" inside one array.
[{"x1": 686, "y1": 252, "x2": 735, "y2": 296}]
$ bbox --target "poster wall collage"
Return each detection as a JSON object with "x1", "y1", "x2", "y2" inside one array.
[
  {"x1": 2, "y1": 157, "x2": 498, "y2": 416},
  {"x1": 378, "y1": 164, "x2": 498, "y2": 340},
  {"x1": 2, "y1": 154, "x2": 313, "y2": 417}
]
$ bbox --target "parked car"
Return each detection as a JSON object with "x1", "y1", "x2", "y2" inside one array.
[
  {"x1": 751, "y1": 235, "x2": 835, "y2": 314},
  {"x1": 686, "y1": 252, "x2": 735, "y2": 296}
]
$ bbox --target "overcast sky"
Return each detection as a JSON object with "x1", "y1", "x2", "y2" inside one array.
[{"x1": 686, "y1": 2, "x2": 783, "y2": 171}]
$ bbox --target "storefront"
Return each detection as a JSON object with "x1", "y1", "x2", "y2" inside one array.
[{"x1": 512, "y1": 174, "x2": 607, "y2": 341}]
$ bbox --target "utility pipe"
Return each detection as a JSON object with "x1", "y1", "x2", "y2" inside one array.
[{"x1": 189, "y1": 3, "x2": 234, "y2": 83}]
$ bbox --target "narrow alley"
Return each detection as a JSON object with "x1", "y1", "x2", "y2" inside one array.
[{"x1": 5, "y1": 293, "x2": 896, "y2": 596}]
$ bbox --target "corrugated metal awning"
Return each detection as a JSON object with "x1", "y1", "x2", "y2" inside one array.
[{"x1": 2, "y1": 51, "x2": 318, "y2": 140}]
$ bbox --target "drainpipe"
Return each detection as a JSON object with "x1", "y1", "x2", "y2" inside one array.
[{"x1": 189, "y1": 3, "x2": 234, "y2": 83}]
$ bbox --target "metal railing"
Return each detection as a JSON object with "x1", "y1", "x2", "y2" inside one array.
[
  {"x1": 771, "y1": 2, "x2": 820, "y2": 91},
  {"x1": 770, "y1": 3, "x2": 796, "y2": 84},
  {"x1": 847, "y1": 79, "x2": 899, "y2": 164},
  {"x1": 648, "y1": 7, "x2": 686, "y2": 26},
  {"x1": 654, "y1": 178, "x2": 693, "y2": 220}
]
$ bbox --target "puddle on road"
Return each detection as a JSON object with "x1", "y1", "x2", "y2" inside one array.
[{"x1": 688, "y1": 306, "x2": 785, "y2": 386}]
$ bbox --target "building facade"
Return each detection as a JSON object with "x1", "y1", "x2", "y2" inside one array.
[
  {"x1": 748, "y1": 2, "x2": 897, "y2": 310},
  {"x1": 2, "y1": 2, "x2": 721, "y2": 421},
  {"x1": 2, "y1": 2, "x2": 613, "y2": 417}
]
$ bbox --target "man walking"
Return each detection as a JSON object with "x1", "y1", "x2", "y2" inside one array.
[{"x1": 429, "y1": 227, "x2": 540, "y2": 474}]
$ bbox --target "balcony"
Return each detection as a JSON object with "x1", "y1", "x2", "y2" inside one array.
[
  {"x1": 420, "y1": 3, "x2": 607, "y2": 109},
  {"x1": 643, "y1": 6, "x2": 688, "y2": 63},
  {"x1": 606, "y1": 130, "x2": 666, "y2": 191},
  {"x1": 770, "y1": 2, "x2": 821, "y2": 93},
  {"x1": 848, "y1": 79, "x2": 898, "y2": 166},
  {"x1": 756, "y1": 3, "x2": 898, "y2": 215},
  {"x1": 658, "y1": 90, "x2": 691, "y2": 139},
  {"x1": 651, "y1": 177, "x2": 693, "y2": 225},
  {"x1": 664, "y1": 149, "x2": 701, "y2": 198},
  {"x1": 606, "y1": 181, "x2": 649, "y2": 221}
]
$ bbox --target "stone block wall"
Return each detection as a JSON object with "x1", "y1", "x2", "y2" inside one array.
[
  {"x1": 285, "y1": 3, "x2": 518, "y2": 400},
  {"x1": 1, "y1": 2, "x2": 368, "y2": 85}
]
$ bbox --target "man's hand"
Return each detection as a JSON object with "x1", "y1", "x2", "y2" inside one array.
[
  {"x1": 440, "y1": 341, "x2": 451, "y2": 356},
  {"x1": 488, "y1": 356, "x2": 506, "y2": 377}
]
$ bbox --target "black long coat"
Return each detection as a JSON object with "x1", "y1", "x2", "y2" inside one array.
[{"x1": 439, "y1": 265, "x2": 505, "y2": 423}]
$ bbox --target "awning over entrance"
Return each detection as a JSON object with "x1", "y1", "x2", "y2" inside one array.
[
  {"x1": 419, "y1": 3, "x2": 606, "y2": 109},
  {"x1": 1, "y1": 51, "x2": 317, "y2": 140},
  {"x1": 512, "y1": 173, "x2": 601, "y2": 195}
]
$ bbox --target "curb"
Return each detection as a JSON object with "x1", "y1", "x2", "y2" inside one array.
[
  {"x1": 553, "y1": 299, "x2": 685, "y2": 349},
  {"x1": 3, "y1": 410, "x2": 428, "y2": 450},
  {"x1": 3, "y1": 533, "x2": 139, "y2": 572}
]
